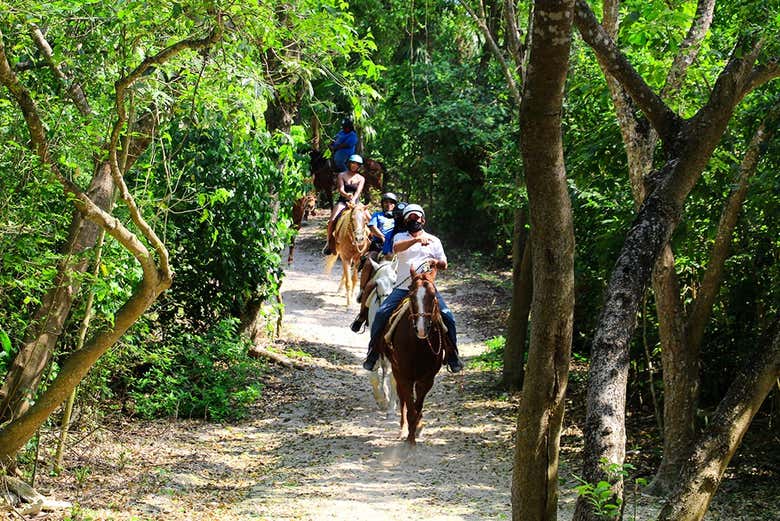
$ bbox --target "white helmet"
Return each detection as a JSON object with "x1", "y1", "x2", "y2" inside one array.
[
  {"x1": 348, "y1": 154, "x2": 363, "y2": 165},
  {"x1": 380, "y1": 192, "x2": 398, "y2": 203},
  {"x1": 402, "y1": 204, "x2": 425, "y2": 220}
]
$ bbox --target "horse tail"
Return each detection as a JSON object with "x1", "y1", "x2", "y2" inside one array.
[{"x1": 324, "y1": 252, "x2": 338, "y2": 274}]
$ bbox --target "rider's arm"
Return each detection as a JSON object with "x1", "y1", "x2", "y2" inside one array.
[
  {"x1": 393, "y1": 234, "x2": 425, "y2": 253},
  {"x1": 350, "y1": 176, "x2": 365, "y2": 203},
  {"x1": 368, "y1": 225, "x2": 385, "y2": 241},
  {"x1": 336, "y1": 173, "x2": 350, "y2": 198}
]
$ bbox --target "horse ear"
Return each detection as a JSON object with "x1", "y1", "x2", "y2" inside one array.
[
  {"x1": 369, "y1": 257, "x2": 381, "y2": 271},
  {"x1": 391, "y1": 256, "x2": 398, "y2": 272},
  {"x1": 409, "y1": 264, "x2": 416, "y2": 280}
]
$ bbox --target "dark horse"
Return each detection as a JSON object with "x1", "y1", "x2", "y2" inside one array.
[
  {"x1": 380, "y1": 266, "x2": 447, "y2": 444},
  {"x1": 309, "y1": 149, "x2": 384, "y2": 208},
  {"x1": 287, "y1": 193, "x2": 316, "y2": 264}
]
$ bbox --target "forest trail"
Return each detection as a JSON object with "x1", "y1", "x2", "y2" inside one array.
[
  {"x1": 28, "y1": 214, "x2": 763, "y2": 520},
  {"x1": 237, "y1": 214, "x2": 517, "y2": 519},
  {"x1": 34, "y1": 213, "x2": 524, "y2": 520}
]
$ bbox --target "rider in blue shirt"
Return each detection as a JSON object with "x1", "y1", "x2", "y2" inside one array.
[{"x1": 329, "y1": 118, "x2": 358, "y2": 173}]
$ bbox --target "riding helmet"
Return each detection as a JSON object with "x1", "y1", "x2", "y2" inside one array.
[
  {"x1": 402, "y1": 203, "x2": 425, "y2": 220},
  {"x1": 393, "y1": 202, "x2": 408, "y2": 219},
  {"x1": 348, "y1": 154, "x2": 363, "y2": 165},
  {"x1": 380, "y1": 192, "x2": 398, "y2": 203}
]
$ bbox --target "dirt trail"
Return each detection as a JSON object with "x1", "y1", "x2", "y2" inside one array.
[
  {"x1": 241, "y1": 215, "x2": 516, "y2": 520},
  {"x1": 28, "y1": 214, "x2": 766, "y2": 520},
  {"x1": 30, "y1": 214, "x2": 518, "y2": 521}
]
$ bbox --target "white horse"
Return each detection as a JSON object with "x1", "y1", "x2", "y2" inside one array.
[{"x1": 366, "y1": 256, "x2": 399, "y2": 417}]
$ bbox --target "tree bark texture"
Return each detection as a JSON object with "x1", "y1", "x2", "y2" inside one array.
[
  {"x1": 572, "y1": 2, "x2": 774, "y2": 515},
  {"x1": 657, "y1": 328, "x2": 780, "y2": 521},
  {"x1": 504, "y1": 209, "x2": 531, "y2": 392},
  {"x1": 511, "y1": 1, "x2": 575, "y2": 520}
]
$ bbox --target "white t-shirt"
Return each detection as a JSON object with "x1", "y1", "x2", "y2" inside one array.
[{"x1": 393, "y1": 231, "x2": 447, "y2": 273}]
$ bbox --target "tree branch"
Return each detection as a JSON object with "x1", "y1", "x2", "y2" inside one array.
[
  {"x1": 573, "y1": 0, "x2": 681, "y2": 141},
  {"x1": 743, "y1": 58, "x2": 780, "y2": 97},
  {"x1": 457, "y1": 0, "x2": 523, "y2": 110},
  {"x1": 28, "y1": 24, "x2": 93, "y2": 115},
  {"x1": 107, "y1": 18, "x2": 224, "y2": 279},
  {"x1": 686, "y1": 101, "x2": 780, "y2": 352},
  {"x1": 660, "y1": 0, "x2": 716, "y2": 99}
]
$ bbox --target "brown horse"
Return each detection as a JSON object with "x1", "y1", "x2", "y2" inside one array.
[
  {"x1": 287, "y1": 193, "x2": 317, "y2": 264},
  {"x1": 309, "y1": 149, "x2": 384, "y2": 207},
  {"x1": 380, "y1": 267, "x2": 447, "y2": 444},
  {"x1": 324, "y1": 203, "x2": 369, "y2": 307}
]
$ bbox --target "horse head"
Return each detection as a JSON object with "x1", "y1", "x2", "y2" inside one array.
[
  {"x1": 408, "y1": 267, "x2": 439, "y2": 339},
  {"x1": 347, "y1": 203, "x2": 368, "y2": 247},
  {"x1": 369, "y1": 256, "x2": 398, "y2": 300}
]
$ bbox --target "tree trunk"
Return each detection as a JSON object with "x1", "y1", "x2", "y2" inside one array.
[
  {"x1": 503, "y1": 208, "x2": 531, "y2": 392},
  {"x1": 0, "y1": 273, "x2": 171, "y2": 465},
  {"x1": 572, "y1": 4, "x2": 767, "y2": 515},
  {"x1": 0, "y1": 113, "x2": 157, "y2": 424},
  {"x1": 651, "y1": 103, "x2": 778, "y2": 492},
  {"x1": 511, "y1": 1, "x2": 575, "y2": 519},
  {"x1": 657, "y1": 328, "x2": 780, "y2": 521}
]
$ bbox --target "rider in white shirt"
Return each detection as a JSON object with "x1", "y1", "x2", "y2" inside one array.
[{"x1": 362, "y1": 204, "x2": 463, "y2": 373}]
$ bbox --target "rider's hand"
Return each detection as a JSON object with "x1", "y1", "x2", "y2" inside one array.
[{"x1": 417, "y1": 233, "x2": 430, "y2": 246}]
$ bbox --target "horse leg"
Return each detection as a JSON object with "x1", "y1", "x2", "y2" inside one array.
[
  {"x1": 350, "y1": 256, "x2": 360, "y2": 302},
  {"x1": 381, "y1": 357, "x2": 398, "y2": 418},
  {"x1": 287, "y1": 240, "x2": 295, "y2": 264},
  {"x1": 395, "y1": 378, "x2": 413, "y2": 441},
  {"x1": 342, "y1": 259, "x2": 352, "y2": 307},
  {"x1": 411, "y1": 378, "x2": 435, "y2": 441},
  {"x1": 368, "y1": 368, "x2": 388, "y2": 411}
]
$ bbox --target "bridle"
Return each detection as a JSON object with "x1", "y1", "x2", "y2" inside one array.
[
  {"x1": 408, "y1": 276, "x2": 444, "y2": 357},
  {"x1": 344, "y1": 205, "x2": 368, "y2": 249}
]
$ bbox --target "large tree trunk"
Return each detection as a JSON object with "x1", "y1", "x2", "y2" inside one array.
[
  {"x1": 503, "y1": 208, "x2": 531, "y2": 392},
  {"x1": 591, "y1": 0, "x2": 716, "y2": 495},
  {"x1": 657, "y1": 328, "x2": 780, "y2": 521},
  {"x1": 0, "y1": 115, "x2": 156, "y2": 424},
  {"x1": 651, "y1": 101, "x2": 778, "y2": 493},
  {"x1": 511, "y1": 1, "x2": 575, "y2": 519},
  {"x1": 572, "y1": 2, "x2": 770, "y2": 516}
]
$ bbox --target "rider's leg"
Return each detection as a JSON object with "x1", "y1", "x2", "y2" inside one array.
[
  {"x1": 436, "y1": 292, "x2": 463, "y2": 373},
  {"x1": 350, "y1": 277, "x2": 376, "y2": 333},
  {"x1": 363, "y1": 287, "x2": 406, "y2": 370},
  {"x1": 323, "y1": 203, "x2": 344, "y2": 255}
]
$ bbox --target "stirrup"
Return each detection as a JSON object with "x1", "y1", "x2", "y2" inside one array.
[
  {"x1": 446, "y1": 355, "x2": 464, "y2": 373},
  {"x1": 350, "y1": 315, "x2": 366, "y2": 333}
]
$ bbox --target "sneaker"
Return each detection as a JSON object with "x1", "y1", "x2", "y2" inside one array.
[
  {"x1": 362, "y1": 351, "x2": 379, "y2": 371},
  {"x1": 446, "y1": 355, "x2": 464, "y2": 373},
  {"x1": 350, "y1": 315, "x2": 366, "y2": 333}
]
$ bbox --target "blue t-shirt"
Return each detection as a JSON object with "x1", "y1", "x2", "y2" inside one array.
[
  {"x1": 369, "y1": 211, "x2": 394, "y2": 235},
  {"x1": 332, "y1": 130, "x2": 358, "y2": 170},
  {"x1": 382, "y1": 229, "x2": 396, "y2": 255}
]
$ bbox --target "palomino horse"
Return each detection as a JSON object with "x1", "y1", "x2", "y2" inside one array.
[
  {"x1": 287, "y1": 193, "x2": 317, "y2": 264},
  {"x1": 324, "y1": 204, "x2": 369, "y2": 307},
  {"x1": 380, "y1": 265, "x2": 447, "y2": 444},
  {"x1": 309, "y1": 149, "x2": 384, "y2": 208},
  {"x1": 366, "y1": 256, "x2": 399, "y2": 416}
]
